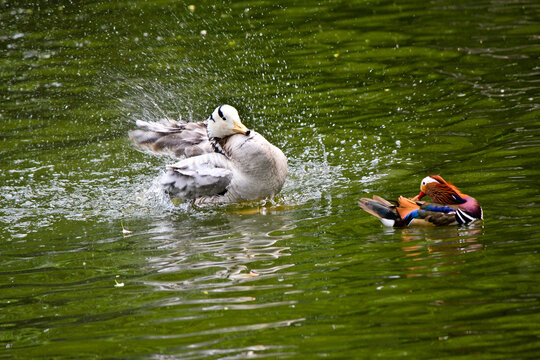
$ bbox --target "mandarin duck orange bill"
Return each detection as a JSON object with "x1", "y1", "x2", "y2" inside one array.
[{"x1": 358, "y1": 175, "x2": 483, "y2": 227}]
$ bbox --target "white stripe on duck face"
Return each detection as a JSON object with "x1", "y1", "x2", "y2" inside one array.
[{"x1": 421, "y1": 176, "x2": 439, "y2": 187}]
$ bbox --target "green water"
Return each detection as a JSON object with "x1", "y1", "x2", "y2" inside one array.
[{"x1": 1, "y1": 0, "x2": 539, "y2": 358}]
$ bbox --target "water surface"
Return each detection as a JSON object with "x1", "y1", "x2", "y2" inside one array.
[{"x1": 1, "y1": 0, "x2": 539, "y2": 358}]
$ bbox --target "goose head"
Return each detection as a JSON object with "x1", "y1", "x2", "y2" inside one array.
[
  {"x1": 207, "y1": 105, "x2": 250, "y2": 139},
  {"x1": 417, "y1": 175, "x2": 466, "y2": 205}
]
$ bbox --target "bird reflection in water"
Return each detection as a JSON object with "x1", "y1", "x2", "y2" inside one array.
[
  {"x1": 398, "y1": 224, "x2": 485, "y2": 277},
  {"x1": 142, "y1": 214, "x2": 294, "y2": 292}
]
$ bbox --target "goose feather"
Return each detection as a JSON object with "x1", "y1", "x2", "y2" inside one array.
[{"x1": 129, "y1": 105, "x2": 287, "y2": 204}]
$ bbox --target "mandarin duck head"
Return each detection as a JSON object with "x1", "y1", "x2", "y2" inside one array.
[
  {"x1": 417, "y1": 175, "x2": 483, "y2": 222},
  {"x1": 416, "y1": 175, "x2": 468, "y2": 205}
]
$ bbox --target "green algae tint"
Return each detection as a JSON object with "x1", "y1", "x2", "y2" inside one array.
[{"x1": 1, "y1": 0, "x2": 539, "y2": 358}]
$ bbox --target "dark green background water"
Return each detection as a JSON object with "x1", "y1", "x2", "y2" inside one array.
[{"x1": 1, "y1": 0, "x2": 539, "y2": 358}]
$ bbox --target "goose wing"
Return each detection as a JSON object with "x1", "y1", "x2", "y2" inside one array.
[
  {"x1": 159, "y1": 153, "x2": 233, "y2": 200},
  {"x1": 129, "y1": 118, "x2": 213, "y2": 158}
]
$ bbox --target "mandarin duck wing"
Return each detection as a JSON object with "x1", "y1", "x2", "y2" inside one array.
[
  {"x1": 412, "y1": 201, "x2": 476, "y2": 225},
  {"x1": 372, "y1": 195, "x2": 398, "y2": 207},
  {"x1": 404, "y1": 209, "x2": 458, "y2": 226},
  {"x1": 358, "y1": 196, "x2": 404, "y2": 227},
  {"x1": 416, "y1": 201, "x2": 459, "y2": 212}
]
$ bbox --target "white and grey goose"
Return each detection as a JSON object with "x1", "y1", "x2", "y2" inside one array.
[{"x1": 129, "y1": 105, "x2": 288, "y2": 203}]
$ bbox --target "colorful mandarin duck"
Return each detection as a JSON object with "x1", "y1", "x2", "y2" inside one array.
[{"x1": 358, "y1": 175, "x2": 483, "y2": 227}]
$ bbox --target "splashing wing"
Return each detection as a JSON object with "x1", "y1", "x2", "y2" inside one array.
[
  {"x1": 160, "y1": 153, "x2": 233, "y2": 200},
  {"x1": 129, "y1": 118, "x2": 213, "y2": 158}
]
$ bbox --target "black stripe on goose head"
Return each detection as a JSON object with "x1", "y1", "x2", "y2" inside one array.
[{"x1": 218, "y1": 106, "x2": 225, "y2": 120}]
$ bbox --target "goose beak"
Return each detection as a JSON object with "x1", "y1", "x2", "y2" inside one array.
[{"x1": 233, "y1": 120, "x2": 251, "y2": 136}]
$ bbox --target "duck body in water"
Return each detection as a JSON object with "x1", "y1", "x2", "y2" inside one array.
[{"x1": 358, "y1": 175, "x2": 483, "y2": 227}]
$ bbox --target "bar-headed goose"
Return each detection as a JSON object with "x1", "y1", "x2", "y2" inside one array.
[{"x1": 129, "y1": 105, "x2": 287, "y2": 204}]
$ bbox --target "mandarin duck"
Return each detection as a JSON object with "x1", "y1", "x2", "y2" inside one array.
[
  {"x1": 358, "y1": 175, "x2": 483, "y2": 227},
  {"x1": 129, "y1": 105, "x2": 288, "y2": 204}
]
